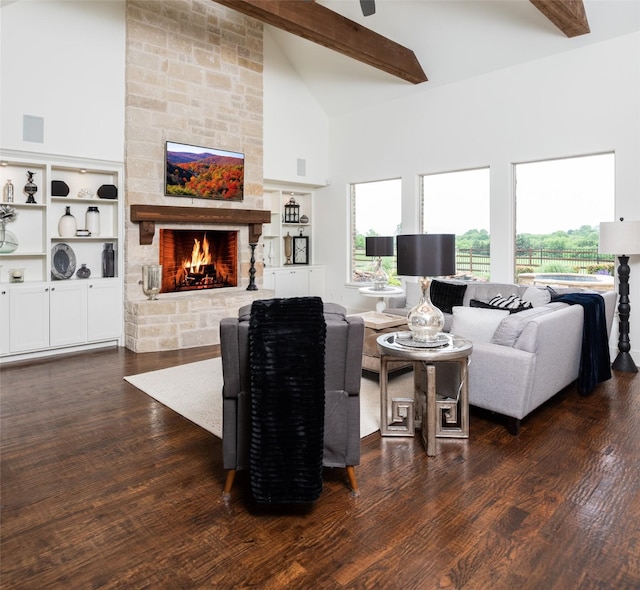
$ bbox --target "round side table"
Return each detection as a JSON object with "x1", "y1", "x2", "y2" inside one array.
[{"x1": 358, "y1": 285, "x2": 404, "y2": 313}]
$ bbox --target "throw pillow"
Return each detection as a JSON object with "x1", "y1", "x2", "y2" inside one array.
[
  {"x1": 450, "y1": 306, "x2": 510, "y2": 343},
  {"x1": 470, "y1": 298, "x2": 530, "y2": 314},
  {"x1": 430, "y1": 280, "x2": 467, "y2": 314},
  {"x1": 488, "y1": 293, "x2": 533, "y2": 312},
  {"x1": 522, "y1": 286, "x2": 551, "y2": 307}
]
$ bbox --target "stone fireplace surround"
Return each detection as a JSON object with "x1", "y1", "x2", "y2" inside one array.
[{"x1": 125, "y1": 205, "x2": 273, "y2": 353}]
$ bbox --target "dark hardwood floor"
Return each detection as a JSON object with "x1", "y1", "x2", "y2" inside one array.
[{"x1": 1, "y1": 346, "x2": 639, "y2": 589}]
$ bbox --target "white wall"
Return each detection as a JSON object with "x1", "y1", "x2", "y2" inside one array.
[
  {"x1": 0, "y1": 0, "x2": 125, "y2": 161},
  {"x1": 315, "y1": 32, "x2": 640, "y2": 362},
  {"x1": 263, "y1": 30, "x2": 329, "y2": 187}
]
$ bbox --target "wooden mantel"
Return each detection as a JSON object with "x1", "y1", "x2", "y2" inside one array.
[{"x1": 130, "y1": 204, "x2": 271, "y2": 245}]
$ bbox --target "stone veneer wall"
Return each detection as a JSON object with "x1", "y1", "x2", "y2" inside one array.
[{"x1": 124, "y1": 0, "x2": 266, "y2": 352}]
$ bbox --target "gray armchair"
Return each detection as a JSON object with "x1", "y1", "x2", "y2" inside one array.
[{"x1": 220, "y1": 301, "x2": 365, "y2": 499}]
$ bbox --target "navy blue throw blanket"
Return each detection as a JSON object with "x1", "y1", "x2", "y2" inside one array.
[
  {"x1": 555, "y1": 293, "x2": 611, "y2": 395},
  {"x1": 248, "y1": 297, "x2": 326, "y2": 504}
]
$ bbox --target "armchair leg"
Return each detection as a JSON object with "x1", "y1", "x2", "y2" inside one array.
[
  {"x1": 223, "y1": 469, "x2": 236, "y2": 501},
  {"x1": 506, "y1": 417, "x2": 521, "y2": 436},
  {"x1": 346, "y1": 465, "x2": 359, "y2": 497}
]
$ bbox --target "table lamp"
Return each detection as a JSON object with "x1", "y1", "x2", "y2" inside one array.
[
  {"x1": 599, "y1": 217, "x2": 640, "y2": 373},
  {"x1": 396, "y1": 233, "x2": 456, "y2": 342},
  {"x1": 365, "y1": 236, "x2": 394, "y2": 291}
]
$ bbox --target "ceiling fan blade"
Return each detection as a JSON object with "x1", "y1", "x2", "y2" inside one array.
[{"x1": 360, "y1": 0, "x2": 375, "y2": 17}]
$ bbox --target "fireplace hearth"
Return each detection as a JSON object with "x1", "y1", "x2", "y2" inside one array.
[{"x1": 159, "y1": 229, "x2": 238, "y2": 293}]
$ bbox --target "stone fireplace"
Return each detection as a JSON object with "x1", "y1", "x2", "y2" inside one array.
[
  {"x1": 125, "y1": 205, "x2": 272, "y2": 353},
  {"x1": 159, "y1": 229, "x2": 238, "y2": 293}
]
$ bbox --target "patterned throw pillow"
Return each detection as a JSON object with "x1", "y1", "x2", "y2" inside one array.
[{"x1": 488, "y1": 293, "x2": 533, "y2": 312}]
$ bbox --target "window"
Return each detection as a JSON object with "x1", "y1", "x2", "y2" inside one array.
[
  {"x1": 514, "y1": 153, "x2": 615, "y2": 284},
  {"x1": 420, "y1": 168, "x2": 490, "y2": 280},
  {"x1": 351, "y1": 179, "x2": 402, "y2": 283}
]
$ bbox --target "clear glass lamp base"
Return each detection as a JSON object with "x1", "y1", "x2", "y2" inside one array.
[{"x1": 407, "y1": 278, "x2": 444, "y2": 342}]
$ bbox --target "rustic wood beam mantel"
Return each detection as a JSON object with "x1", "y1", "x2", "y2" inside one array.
[
  {"x1": 213, "y1": 0, "x2": 427, "y2": 84},
  {"x1": 130, "y1": 205, "x2": 271, "y2": 245},
  {"x1": 530, "y1": 0, "x2": 590, "y2": 38}
]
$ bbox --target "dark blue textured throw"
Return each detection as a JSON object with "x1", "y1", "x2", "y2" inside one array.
[
  {"x1": 248, "y1": 297, "x2": 326, "y2": 503},
  {"x1": 555, "y1": 293, "x2": 611, "y2": 395}
]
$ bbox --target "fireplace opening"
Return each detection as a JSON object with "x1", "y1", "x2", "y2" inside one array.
[{"x1": 159, "y1": 229, "x2": 238, "y2": 293}]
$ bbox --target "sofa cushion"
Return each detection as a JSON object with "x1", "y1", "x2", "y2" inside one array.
[
  {"x1": 431, "y1": 280, "x2": 467, "y2": 314},
  {"x1": 488, "y1": 293, "x2": 533, "y2": 312},
  {"x1": 450, "y1": 306, "x2": 510, "y2": 343},
  {"x1": 522, "y1": 286, "x2": 552, "y2": 307},
  {"x1": 491, "y1": 306, "x2": 555, "y2": 347}
]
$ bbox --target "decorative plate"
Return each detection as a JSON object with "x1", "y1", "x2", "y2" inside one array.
[
  {"x1": 393, "y1": 332, "x2": 450, "y2": 349},
  {"x1": 51, "y1": 243, "x2": 76, "y2": 280}
]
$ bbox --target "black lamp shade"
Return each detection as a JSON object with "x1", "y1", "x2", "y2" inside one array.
[
  {"x1": 396, "y1": 234, "x2": 456, "y2": 277},
  {"x1": 366, "y1": 236, "x2": 394, "y2": 257}
]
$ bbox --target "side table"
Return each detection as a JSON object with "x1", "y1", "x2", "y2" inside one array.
[
  {"x1": 358, "y1": 285, "x2": 404, "y2": 313},
  {"x1": 355, "y1": 311, "x2": 412, "y2": 374},
  {"x1": 377, "y1": 331, "x2": 473, "y2": 456}
]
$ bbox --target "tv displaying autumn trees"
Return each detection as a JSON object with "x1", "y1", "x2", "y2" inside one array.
[{"x1": 165, "y1": 141, "x2": 244, "y2": 201}]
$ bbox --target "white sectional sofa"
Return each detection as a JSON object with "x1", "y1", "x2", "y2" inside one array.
[{"x1": 385, "y1": 279, "x2": 616, "y2": 434}]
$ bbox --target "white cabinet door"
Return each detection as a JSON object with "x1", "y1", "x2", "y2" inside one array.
[
  {"x1": 0, "y1": 287, "x2": 10, "y2": 355},
  {"x1": 308, "y1": 266, "x2": 326, "y2": 299},
  {"x1": 49, "y1": 281, "x2": 88, "y2": 347},
  {"x1": 9, "y1": 284, "x2": 50, "y2": 353},
  {"x1": 290, "y1": 269, "x2": 309, "y2": 297},
  {"x1": 87, "y1": 280, "x2": 122, "y2": 341}
]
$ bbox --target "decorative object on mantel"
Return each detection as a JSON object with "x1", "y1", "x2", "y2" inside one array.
[
  {"x1": 51, "y1": 180, "x2": 70, "y2": 197},
  {"x1": 24, "y1": 170, "x2": 37, "y2": 204},
  {"x1": 397, "y1": 233, "x2": 456, "y2": 343},
  {"x1": 284, "y1": 196, "x2": 300, "y2": 223},
  {"x1": 76, "y1": 264, "x2": 91, "y2": 279},
  {"x1": 0, "y1": 205, "x2": 18, "y2": 253},
  {"x1": 283, "y1": 231, "x2": 293, "y2": 265},
  {"x1": 3, "y1": 179, "x2": 14, "y2": 203},
  {"x1": 599, "y1": 217, "x2": 640, "y2": 373},
  {"x1": 142, "y1": 264, "x2": 162, "y2": 300},
  {"x1": 58, "y1": 206, "x2": 77, "y2": 238}
]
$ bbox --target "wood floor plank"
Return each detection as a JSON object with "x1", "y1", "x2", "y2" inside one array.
[{"x1": 1, "y1": 345, "x2": 639, "y2": 588}]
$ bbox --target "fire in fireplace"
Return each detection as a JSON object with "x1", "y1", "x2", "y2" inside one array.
[{"x1": 159, "y1": 229, "x2": 238, "y2": 293}]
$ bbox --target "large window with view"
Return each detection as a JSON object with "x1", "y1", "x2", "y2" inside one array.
[
  {"x1": 351, "y1": 179, "x2": 402, "y2": 284},
  {"x1": 515, "y1": 153, "x2": 615, "y2": 291},
  {"x1": 420, "y1": 168, "x2": 491, "y2": 280}
]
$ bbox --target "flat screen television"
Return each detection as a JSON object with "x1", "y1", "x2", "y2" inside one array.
[{"x1": 165, "y1": 141, "x2": 244, "y2": 201}]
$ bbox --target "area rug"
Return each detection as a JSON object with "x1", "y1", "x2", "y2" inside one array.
[{"x1": 124, "y1": 358, "x2": 413, "y2": 439}]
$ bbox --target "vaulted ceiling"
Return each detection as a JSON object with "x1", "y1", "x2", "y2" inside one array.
[{"x1": 219, "y1": 0, "x2": 640, "y2": 116}]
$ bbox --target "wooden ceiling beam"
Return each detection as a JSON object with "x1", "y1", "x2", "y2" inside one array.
[
  {"x1": 213, "y1": 0, "x2": 427, "y2": 84},
  {"x1": 530, "y1": 0, "x2": 590, "y2": 38}
]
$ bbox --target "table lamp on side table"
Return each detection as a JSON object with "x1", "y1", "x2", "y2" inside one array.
[
  {"x1": 599, "y1": 217, "x2": 640, "y2": 373},
  {"x1": 365, "y1": 236, "x2": 394, "y2": 290},
  {"x1": 397, "y1": 233, "x2": 456, "y2": 343}
]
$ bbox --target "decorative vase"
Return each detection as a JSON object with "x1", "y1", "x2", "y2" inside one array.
[
  {"x1": 76, "y1": 264, "x2": 91, "y2": 279},
  {"x1": 58, "y1": 206, "x2": 77, "y2": 237},
  {"x1": 102, "y1": 243, "x2": 115, "y2": 278},
  {"x1": 142, "y1": 265, "x2": 162, "y2": 300},
  {"x1": 3, "y1": 180, "x2": 14, "y2": 203},
  {"x1": 0, "y1": 221, "x2": 18, "y2": 253},
  {"x1": 85, "y1": 206, "x2": 100, "y2": 236}
]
